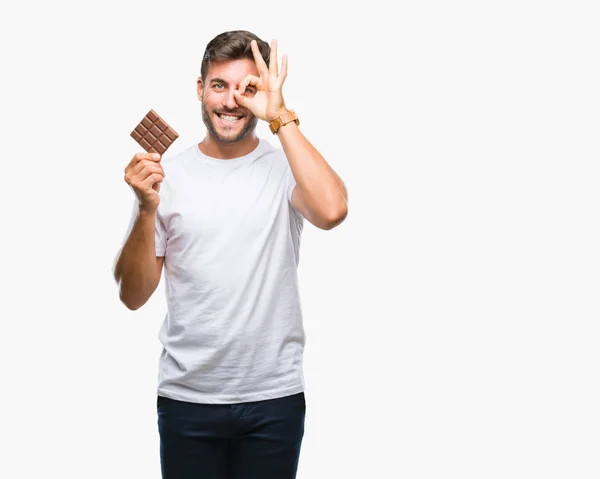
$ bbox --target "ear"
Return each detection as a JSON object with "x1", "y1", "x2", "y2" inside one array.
[{"x1": 196, "y1": 76, "x2": 204, "y2": 101}]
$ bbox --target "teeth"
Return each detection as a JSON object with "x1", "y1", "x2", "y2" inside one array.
[{"x1": 219, "y1": 115, "x2": 241, "y2": 122}]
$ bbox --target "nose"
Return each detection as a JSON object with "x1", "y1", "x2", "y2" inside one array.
[{"x1": 222, "y1": 88, "x2": 238, "y2": 110}]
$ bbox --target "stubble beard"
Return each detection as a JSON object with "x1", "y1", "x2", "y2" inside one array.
[{"x1": 201, "y1": 100, "x2": 258, "y2": 143}]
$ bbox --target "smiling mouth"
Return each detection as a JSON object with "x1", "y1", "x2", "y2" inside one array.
[{"x1": 217, "y1": 113, "x2": 244, "y2": 123}]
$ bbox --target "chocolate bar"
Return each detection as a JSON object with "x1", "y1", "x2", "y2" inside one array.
[{"x1": 130, "y1": 109, "x2": 179, "y2": 155}]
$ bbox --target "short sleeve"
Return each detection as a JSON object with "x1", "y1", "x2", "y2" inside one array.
[
  {"x1": 120, "y1": 197, "x2": 167, "y2": 257},
  {"x1": 284, "y1": 163, "x2": 304, "y2": 219},
  {"x1": 155, "y1": 210, "x2": 167, "y2": 257},
  {"x1": 284, "y1": 163, "x2": 295, "y2": 201}
]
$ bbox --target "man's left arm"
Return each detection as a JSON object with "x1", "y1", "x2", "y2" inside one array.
[
  {"x1": 277, "y1": 121, "x2": 348, "y2": 230},
  {"x1": 232, "y1": 38, "x2": 348, "y2": 230}
]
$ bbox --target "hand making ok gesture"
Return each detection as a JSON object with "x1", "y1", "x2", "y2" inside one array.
[{"x1": 233, "y1": 39, "x2": 289, "y2": 123}]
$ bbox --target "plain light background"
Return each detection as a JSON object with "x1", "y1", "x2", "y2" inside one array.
[{"x1": 1, "y1": 0, "x2": 599, "y2": 477}]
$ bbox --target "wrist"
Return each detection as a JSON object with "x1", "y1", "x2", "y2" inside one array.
[
  {"x1": 268, "y1": 109, "x2": 300, "y2": 134},
  {"x1": 266, "y1": 108, "x2": 290, "y2": 123},
  {"x1": 138, "y1": 204, "x2": 157, "y2": 216}
]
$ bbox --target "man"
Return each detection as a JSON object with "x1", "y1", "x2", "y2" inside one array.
[{"x1": 113, "y1": 30, "x2": 348, "y2": 478}]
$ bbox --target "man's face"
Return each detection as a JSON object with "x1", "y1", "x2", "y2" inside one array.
[{"x1": 198, "y1": 58, "x2": 259, "y2": 143}]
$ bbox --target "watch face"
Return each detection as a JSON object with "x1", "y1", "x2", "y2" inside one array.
[{"x1": 269, "y1": 119, "x2": 280, "y2": 134}]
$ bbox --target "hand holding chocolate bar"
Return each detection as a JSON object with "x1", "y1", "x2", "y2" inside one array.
[{"x1": 125, "y1": 110, "x2": 179, "y2": 212}]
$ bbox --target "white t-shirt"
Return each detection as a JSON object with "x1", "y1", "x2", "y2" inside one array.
[{"x1": 120, "y1": 139, "x2": 305, "y2": 404}]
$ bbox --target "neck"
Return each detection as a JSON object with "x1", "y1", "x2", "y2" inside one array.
[{"x1": 198, "y1": 133, "x2": 259, "y2": 159}]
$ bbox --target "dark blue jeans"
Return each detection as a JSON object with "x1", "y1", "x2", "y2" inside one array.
[{"x1": 157, "y1": 392, "x2": 306, "y2": 479}]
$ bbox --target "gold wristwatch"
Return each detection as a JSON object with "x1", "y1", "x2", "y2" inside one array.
[{"x1": 269, "y1": 110, "x2": 300, "y2": 134}]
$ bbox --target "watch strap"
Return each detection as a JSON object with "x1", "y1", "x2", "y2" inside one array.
[{"x1": 269, "y1": 110, "x2": 300, "y2": 134}]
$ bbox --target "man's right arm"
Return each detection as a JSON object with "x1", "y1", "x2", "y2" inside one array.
[{"x1": 113, "y1": 207, "x2": 164, "y2": 310}]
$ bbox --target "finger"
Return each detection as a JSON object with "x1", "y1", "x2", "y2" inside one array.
[
  {"x1": 129, "y1": 170, "x2": 164, "y2": 191},
  {"x1": 126, "y1": 169, "x2": 164, "y2": 189},
  {"x1": 126, "y1": 152, "x2": 160, "y2": 172},
  {"x1": 269, "y1": 39, "x2": 278, "y2": 76},
  {"x1": 128, "y1": 158, "x2": 164, "y2": 177},
  {"x1": 128, "y1": 161, "x2": 165, "y2": 183},
  {"x1": 133, "y1": 152, "x2": 161, "y2": 165},
  {"x1": 238, "y1": 74, "x2": 261, "y2": 94},
  {"x1": 250, "y1": 40, "x2": 269, "y2": 77},
  {"x1": 277, "y1": 54, "x2": 288, "y2": 85},
  {"x1": 139, "y1": 173, "x2": 164, "y2": 191}
]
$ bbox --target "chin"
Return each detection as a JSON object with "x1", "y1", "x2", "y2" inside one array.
[{"x1": 214, "y1": 118, "x2": 258, "y2": 143}]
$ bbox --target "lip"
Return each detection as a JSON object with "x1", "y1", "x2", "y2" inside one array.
[{"x1": 216, "y1": 113, "x2": 244, "y2": 127}]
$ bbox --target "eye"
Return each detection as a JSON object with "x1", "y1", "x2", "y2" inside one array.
[{"x1": 213, "y1": 83, "x2": 224, "y2": 90}]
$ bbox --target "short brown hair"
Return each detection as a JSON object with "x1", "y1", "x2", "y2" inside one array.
[{"x1": 201, "y1": 30, "x2": 270, "y2": 82}]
